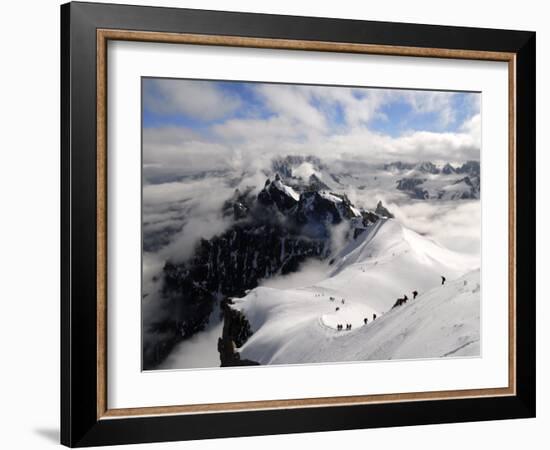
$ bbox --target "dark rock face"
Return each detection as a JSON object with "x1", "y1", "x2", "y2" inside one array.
[
  {"x1": 375, "y1": 200, "x2": 394, "y2": 218},
  {"x1": 353, "y1": 210, "x2": 380, "y2": 239},
  {"x1": 457, "y1": 160, "x2": 480, "y2": 177},
  {"x1": 415, "y1": 161, "x2": 440, "y2": 174},
  {"x1": 396, "y1": 178, "x2": 429, "y2": 199},
  {"x1": 296, "y1": 192, "x2": 342, "y2": 227},
  {"x1": 222, "y1": 188, "x2": 254, "y2": 220},
  {"x1": 144, "y1": 222, "x2": 329, "y2": 369},
  {"x1": 257, "y1": 175, "x2": 299, "y2": 212},
  {"x1": 308, "y1": 174, "x2": 330, "y2": 191},
  {"x1": 449, "y1": 176, "x2": 480, "y2": 199},
  {"x1": 143, "y1": 176, "x2": 369, "y2": 369},
  {"x1": 396, "y1": 178, "x2": 425, "y2": 191},
  {"x1": 442, "y1": 163, "x2": 456, "y2": 175},
  {"x1": 295, "y1": 191, "x2": 361, "y2": 233},
  {"x1": 217, "y1": 299, "x2": 259, "y2": 366},
  {"x1": 395, "y1": 160, "x2": 481, "y2": 200}
]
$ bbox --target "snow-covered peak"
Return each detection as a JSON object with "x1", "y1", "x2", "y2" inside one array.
[
  {"x1": 318, "y1": 191, "x2": 343, "y2": 203},
  {"x1": 414, "y1": 161, "x2": 440, "y2": 174},
  {"x1": 230, "y1": 220, "x2": 480, "y2": 364},
  {"x1": 457, "y1": 160, "x2": 480, "y2": 176},
  {"x1": 258, "y1": 175, "x2": 300, "y2": 211},
  {"x1": 271, "y1": 177, "x2": 300, "y2": 202},
  {"x1": 375, "y1": 200, "x2": 394, "y2": 218},
  {"x1": 442, "y1": 163, "x2": 457, "y2": 174}
]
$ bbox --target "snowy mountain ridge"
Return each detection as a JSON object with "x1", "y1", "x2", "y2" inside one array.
[{"x1": 230, "y1": 218, "x2": 479, "y2": 365}]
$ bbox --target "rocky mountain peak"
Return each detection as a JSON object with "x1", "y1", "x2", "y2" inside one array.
[
  {"x1": 375, "y1": 200, "x2": 394, "y2": 218},
  {"x1": 415, "y1": 161, "x2": 440, "y2": 174},
  {"x1": 442, "y1": 163, "x2": 456, "y2": 174},
  {"x1": 258, "y1": 174, "x2": 300, "y2": 212}
]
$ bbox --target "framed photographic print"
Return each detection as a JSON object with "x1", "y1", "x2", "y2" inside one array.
[{"x1": 60, "y1": 1, "x2": 536, "y2": 447}]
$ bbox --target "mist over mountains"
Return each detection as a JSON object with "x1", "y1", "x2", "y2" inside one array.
[{"x1": 142, "y1": 155, "x2": 481, "y2": 369}]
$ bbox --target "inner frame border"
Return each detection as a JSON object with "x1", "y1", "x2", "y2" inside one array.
[{"x1": 96, "y1": 28, "x2": 517, "y2": 420}]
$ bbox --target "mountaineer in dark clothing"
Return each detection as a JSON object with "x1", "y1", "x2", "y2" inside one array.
[
  {"x1": 403, "y1": 295, "x2": 408, "y2": 303},
  {"x1": 373, "y1": 313, "x2": 377, "y2": 321},
  {"x1": 441, "y1": 276, "x2": 446, "y2": 285},
  {"x1": 364, "y1": 318, "x2": 368, "y2": 325},
  {"x1": 413, "y1": 290, "x2": 418, "y2": 299}
]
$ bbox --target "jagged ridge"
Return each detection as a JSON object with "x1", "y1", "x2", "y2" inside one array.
[{"x1": 143, "y1": 173, "x2": 389, "y2": 369}]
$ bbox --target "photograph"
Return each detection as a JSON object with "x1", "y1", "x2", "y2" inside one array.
[{"x1": 141, "y1": 78, "x2": 482, "y2": 370}]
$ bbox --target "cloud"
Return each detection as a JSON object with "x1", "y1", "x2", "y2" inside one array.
[
  {"x1": 329, "y1": 221, "x2": 353, "y2": 255},
  {"x1": 143, "y1": 127, "x2": 235, "y2": 181},
  {"x1": 388, "y1": 200, "x2": 481, "y2": 257},
  {"x1": 143, "y1": 176, "x2": 237, "y2": 263},
  {"x1": 254, "y1": 84, "x2": 388, "y2": 130},
  {"x1": 256, "y1": 84, "x2": 328, "y2": 131},
  {"x1": 292, "y1": 162, "x2": 321, "y2": 181},
  {"x1": 158, "y1": 319, "x2": 224, "y2": 370},
  {"x1": 461, "y1": 113, "x2": 481, "y2": 141},
  {"x1": 144, "y1": 78, "x2": 242, "y2": 121},
  {"x1": 144, "y1": 120, "x2": 480, "y2": 185},
  {"x1": 399, "y1": 90, "x2": 458, "y2": 128}
]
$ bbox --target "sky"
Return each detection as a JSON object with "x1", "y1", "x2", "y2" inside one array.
[{"x1": 142, "y1": 78, "x2": 481, "y2": 183}]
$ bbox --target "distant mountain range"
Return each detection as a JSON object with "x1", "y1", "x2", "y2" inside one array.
[
  {"x1": 390, "y1": 160, "x2": 480, "y2": 200},
  {"x1": 268, "y1": 156, "x2": 480, "y2": 201}
]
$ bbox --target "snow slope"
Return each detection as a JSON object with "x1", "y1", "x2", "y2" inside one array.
[{"x1": 230, "y1": 219, "x2": 480, "y2": 365}]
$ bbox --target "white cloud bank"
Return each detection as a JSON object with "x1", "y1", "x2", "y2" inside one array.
[{"x1": 144, "y1": 78, "x2": 242, "y2": 121}]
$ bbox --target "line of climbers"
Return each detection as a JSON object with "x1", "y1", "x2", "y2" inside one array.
[
  {"x1": 392, "y1": 275, "x2": 446, "y2": 309},
  {"x1": 333, "y1": 275, "x2": 446, "y2": 331},
  {"x1": 393, "y1": 290, "x2": 417, "y2": 308}
]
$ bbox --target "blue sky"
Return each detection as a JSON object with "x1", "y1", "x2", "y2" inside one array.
[
  {"x1": 143, "y1": 78, "x2": 479, "y2": 138},
  {"x1": 141, "y1": 77, "x2": 481, "y2": 175}
]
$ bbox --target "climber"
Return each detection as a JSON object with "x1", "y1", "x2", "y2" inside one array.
[
  {"x1": 413, "y1": 290, "x2": 418, "y2": 299},
  {"x1": 364, "y1": 317, "x2": 368, "y2": 325},
  {"x1": 441, "y1": 275, "x2": 446, "y2": 285},
  {"x1": 373, "y1": 313, "x2": 377, "y2": 321}
]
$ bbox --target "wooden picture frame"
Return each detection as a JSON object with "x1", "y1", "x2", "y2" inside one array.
[{"x1": 61, "y1": 1, "x2": 536, "y2": 447}]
